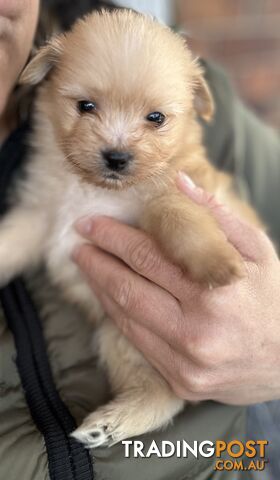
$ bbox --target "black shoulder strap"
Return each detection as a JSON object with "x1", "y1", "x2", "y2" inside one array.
[{"x1": 0, "y1": 125, "x2": 94, "y2": 480}]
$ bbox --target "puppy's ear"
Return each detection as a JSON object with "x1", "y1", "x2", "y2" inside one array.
[
  {"x1": 193, "y1": 68, "x2": 215, "y2": 122},
  {"x1": 19, "y1": 36, "x2": 63, "y2": 86}
]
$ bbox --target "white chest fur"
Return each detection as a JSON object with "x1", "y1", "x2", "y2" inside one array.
[{"x1": 44, "y1": 179, "x2": 147, "y2": 314}]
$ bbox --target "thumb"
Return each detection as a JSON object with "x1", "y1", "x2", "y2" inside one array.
[{"x1": 176, "y1": 172, "x2": 268, "y2": 261}]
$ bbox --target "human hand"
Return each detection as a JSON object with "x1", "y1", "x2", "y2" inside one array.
[{"x1": 72, "y1": 174, "x2": 280, "y2": 404}]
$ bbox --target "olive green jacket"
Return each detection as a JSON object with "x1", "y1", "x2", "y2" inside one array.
[{"x1": 0, "y1": 62, "x2": 279, "y2": 480}]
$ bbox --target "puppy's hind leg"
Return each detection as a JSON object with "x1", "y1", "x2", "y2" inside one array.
[
  {"x1": 0, "y1": 207, "x2": 48, "y2": 286},
  {"x1": 71, "y1": 320, "x2": 184, "y2": 448}
]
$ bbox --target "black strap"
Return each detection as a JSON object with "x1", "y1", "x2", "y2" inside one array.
[{"x1": 0, "y1": 125, "x2": 94, "y2": 480}]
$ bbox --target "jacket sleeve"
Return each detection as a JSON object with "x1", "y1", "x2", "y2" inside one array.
[
  {"x1": 202, "y1": 60, "x2": 280, "y2": 247},
  {"x1": 233, "y1": 100, "x2": 280, "y2": 247}
]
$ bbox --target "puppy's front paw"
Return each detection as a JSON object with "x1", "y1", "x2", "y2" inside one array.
[
  {"x1": 188, "y1": 242, "x2": 244, "y2": 287},
  {"x1": 174, "y1": 234, "x2": 244, "y2": 287},
  {"x1": 142, "y1": 192, "x2": 245, "y2": 288}
]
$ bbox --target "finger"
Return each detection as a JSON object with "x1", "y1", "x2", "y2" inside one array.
[
  {"x1": 91, "y1": 283, "x2": 203, "y2": 402},
  {"x1": 176, "y1": 172, "x2": 273, "y2": 261},
  {"x1": 74, "y1": 215, "x2": 199, "y2": 300},
  {"x1": 72, "y1": 244, "x2": 186, "y2": 342},
  {"x1": 83, "y1": 277, "x2": 178, "y2": 383}
]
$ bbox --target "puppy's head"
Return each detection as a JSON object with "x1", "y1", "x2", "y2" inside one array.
[{"x1": 20, "y1": 9, "x2": 213, "y2": 189}]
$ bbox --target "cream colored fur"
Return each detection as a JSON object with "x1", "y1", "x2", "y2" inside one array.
[{"x1": 0, "y1": 10, "x2": 260, "y2": 447}]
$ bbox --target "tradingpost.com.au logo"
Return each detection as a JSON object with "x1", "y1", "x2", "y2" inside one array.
[{"x1": 122, "y1": 439, "x2": 269, "y2": 472}]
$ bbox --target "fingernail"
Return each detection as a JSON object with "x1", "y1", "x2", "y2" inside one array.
[
  {"x1": 178, "y1": 171, "x2": 196, "y2": 190},
  {"x1": 75, "y1": 217, "x2": 93, "y2": 236}
]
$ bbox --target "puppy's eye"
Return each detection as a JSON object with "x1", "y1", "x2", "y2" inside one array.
[
  {"x1": 78, "y1": 100, "x2": 97, "y2": 113},
  {"x1": 146, "y1": 112, "x2": 165, "y2": 126}
]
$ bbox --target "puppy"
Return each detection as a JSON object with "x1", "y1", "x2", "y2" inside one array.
[{"x1": 0, "y1": 9, "x2": 260, "y2": 447}]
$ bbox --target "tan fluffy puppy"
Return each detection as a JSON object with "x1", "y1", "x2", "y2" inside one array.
[{"x1": 0, "y1": 10, "x2": 259, "y2": 447}]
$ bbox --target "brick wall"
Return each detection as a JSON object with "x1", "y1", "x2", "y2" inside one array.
[{"x1": 176, "y1": 0, "x2": 280, "y2": 129}]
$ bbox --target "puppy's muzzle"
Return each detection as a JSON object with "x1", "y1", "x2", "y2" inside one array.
[{"x1": 102, "y1": 149, "x2": 133, "y2": 173}]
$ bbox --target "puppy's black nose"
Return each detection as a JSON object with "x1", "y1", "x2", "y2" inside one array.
[{"x1": 102, "y1": 150, "x2": 133, "y2": 172}]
